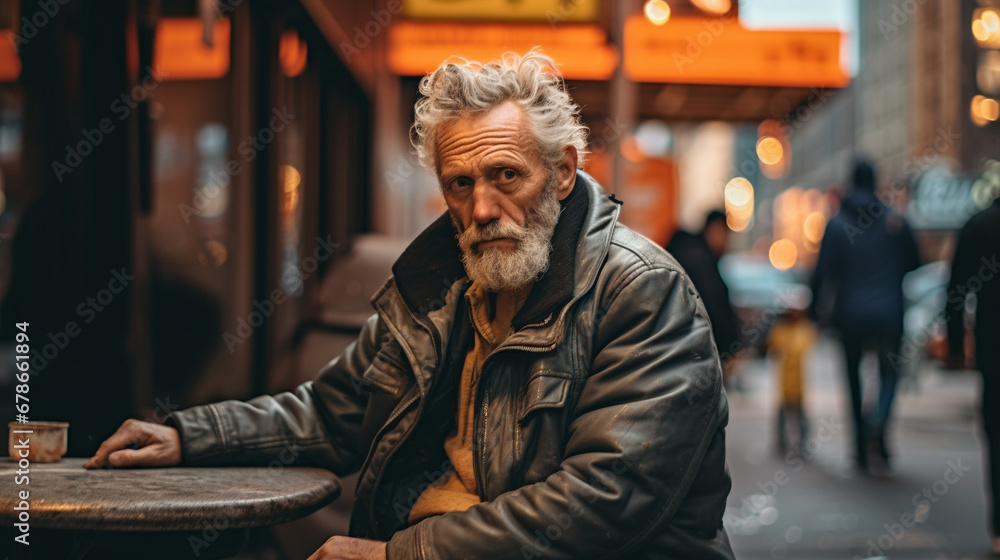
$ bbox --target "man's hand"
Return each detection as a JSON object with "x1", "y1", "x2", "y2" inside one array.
[
  {"x1": 83, "y1": 419, "x2": 182, "y2": 469},
  {"x1": 307, "y1": 536, "x2": 387, "y2": 560}
]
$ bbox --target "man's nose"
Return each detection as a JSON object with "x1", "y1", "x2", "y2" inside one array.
[{"x1": 471, "y1": 184, "x2": 503, "y2": 225}]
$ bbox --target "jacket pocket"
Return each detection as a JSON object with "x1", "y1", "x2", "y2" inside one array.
[
  {"x1": 518, "y1": 370, "x2": 573, "y2": 424},
  {"x1": 362, "y1": 343, "x2": 411, "y2": 398},
  {"x1": 358, "y1": 343, "x2": 414, "y2": 456}
]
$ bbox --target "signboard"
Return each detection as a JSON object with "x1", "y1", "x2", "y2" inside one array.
[
  {"x1": 585, "y1": 152, "x2": 678, "y2": 246},
  {"x1": 388, "y1": 22, "x2": 617, "y2": 80},
  {"x1": 153, "y1": 18, "x2": 231, "y2": 80},
  {"x1": 0, "y1": 36, "x2": 18, "y2": 82},
  {"x1": 624, "y1": 15, "x2": 848, "y2": 87},
  {"x1": 909, "y1": 166, "x2": 998, "y2": 230},
  {"x1": 402, "y1": 0, "x2": 598, "y2": 23}
]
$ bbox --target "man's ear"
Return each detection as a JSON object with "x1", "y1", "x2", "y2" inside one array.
[{"x1": 554, "y1": 145, "x2": 578, "y2": 201}]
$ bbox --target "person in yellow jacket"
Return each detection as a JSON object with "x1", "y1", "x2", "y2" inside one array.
[{"x1": 768, "y1": 290, "x2": 816, "y2": 454}]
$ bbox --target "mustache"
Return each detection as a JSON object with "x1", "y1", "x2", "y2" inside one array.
[{"x1": 458, "y1": 220, "x2": 528, "y2": 253}]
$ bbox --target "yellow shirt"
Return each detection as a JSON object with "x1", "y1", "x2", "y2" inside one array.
[
  {"x1": 767, "y1": 317, "x2": 816, "y2": 406},
  {"x1": 408, "y1": 281, "x2": 531, "y2": 523}
]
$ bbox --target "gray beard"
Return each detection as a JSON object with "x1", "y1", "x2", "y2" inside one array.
[{"x1": 454, "y1": 177, "x2": 562, "y2": 292}]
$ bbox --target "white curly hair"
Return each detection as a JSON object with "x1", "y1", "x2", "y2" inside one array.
[{"x1": 411, "y1": 49, "x2": 589, "y2": 176}]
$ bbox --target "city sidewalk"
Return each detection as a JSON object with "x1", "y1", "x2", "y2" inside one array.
[{"x1": 725, "y1": 334, "x2": 989, "y2": 560}]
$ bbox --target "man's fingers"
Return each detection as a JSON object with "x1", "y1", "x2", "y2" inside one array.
[
  {"x1": 83, "y1": 419, "x2": 156, "y2": 469},
  {"x1": 84, "y1": 427, "x2": 139, "y2": 468},
  {"x1": 107, "y1": 448, "x2": 143, "y2": 468}
]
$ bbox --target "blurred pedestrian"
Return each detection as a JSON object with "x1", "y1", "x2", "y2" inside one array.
[
  {"x1": 945, "y1": 195, "x2": 1000, "y2": 553},
  {"x1": 767, "y1": 290, "x2": 816, "y2": 455},
  {"x1": 667, "y1": 210, "x2": 741, "y2": 376},
  {"x1": 811, "y1": 158, "x2": 921, "y2": 472}
]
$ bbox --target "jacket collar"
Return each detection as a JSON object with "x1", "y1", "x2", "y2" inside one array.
[{"x1": 390, "y1": 171, "x2": 620, "y2": 329}]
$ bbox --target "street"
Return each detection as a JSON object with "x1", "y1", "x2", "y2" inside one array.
[{"x1": 726, "y1": 334, "x2": 989, "y2": 560}]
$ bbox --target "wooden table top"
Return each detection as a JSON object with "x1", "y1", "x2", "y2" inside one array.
[{"x1": 0, "y1": 457, "x2": 341, "y2": 531}]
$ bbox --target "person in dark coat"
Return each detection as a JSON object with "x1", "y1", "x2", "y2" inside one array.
[
  {"x1": 945, "y1": 196, "x2": 1000, "y2": 553},
  {"x1": 667, "y1": 210, "x2": 741, "y2": 371},
  {"x1": 811, "y1": 159, "x2": 921, "y2": 472}
]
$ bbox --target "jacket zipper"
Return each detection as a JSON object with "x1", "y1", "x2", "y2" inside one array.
[
  {"x1": 472, "y1": 317, "x2": 558, "y2": 499},
  {"x1": 365, "y1": 285, "x2": 443, "y2": 532}
]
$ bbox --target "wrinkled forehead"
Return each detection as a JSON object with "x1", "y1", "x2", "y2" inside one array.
[{"x1": 435, "y1": 102, "x2": 541, "y2": 168}]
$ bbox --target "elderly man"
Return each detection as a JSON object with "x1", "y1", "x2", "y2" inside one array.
[{"x1": 87, "y1": 51, "x2": 734, "y2": 560}]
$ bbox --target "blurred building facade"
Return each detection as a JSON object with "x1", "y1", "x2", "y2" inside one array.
[
  {"x1": 772, "y1": 0, "x2": 1000, "y2": 265},
  {"x1": 0, "y1": 0, "x2": 857, "y2": 450}
]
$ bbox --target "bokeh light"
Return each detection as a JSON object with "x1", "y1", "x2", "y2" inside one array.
[
  {"x1": 803, "y1": 211, "x2": 827, "y2": 245},
  {"x1": 971, "y1": 94, "x2": 1000, "y2": 126},
  {"x1": 281, "y1": 165, "x2": 301, "y2": 226},
  {"x1": 620, "y1": 136, "x2": 645, "y2": 163},
  {"x1": 769, "y1": 239, "x2": 798, "y2": 270},
  {"x1": 634, "y1": 120, "x2": 672, "y2": 157},
  {"x1": 983, "y1": 9, "x2": 1000, "y2": 34},
  {"x1": 974, "y1": 18, "x2": 990, "y2": 42},
  {"x1": 978, "y1": 51, "x2": 1000, "y2": 95},
  {"x1": 690, "y1": 0, "x2": 732, "y2": 16},
  {"x1": 279, "y1": 30, "x2": 308, "y2": 78},
  {"x1": 756, "y1": 136, "x2": 784, "y2": 166},
  {"x1": 973, "y1": 8, "x2": 1000, "y2": 47},
  {"x1": 725, "y1": 177, "x2": 754, "y2": 206},
  {"x1": 644, "y1": 0, "x2": 671, "y2": 26},
  {"x1": 724, "y1": 177, "x2": 755, "y2": 232}
]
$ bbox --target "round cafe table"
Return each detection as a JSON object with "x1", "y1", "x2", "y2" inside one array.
[{"x1": 0, "y1": 457, "x2": 342, "y2": 558}]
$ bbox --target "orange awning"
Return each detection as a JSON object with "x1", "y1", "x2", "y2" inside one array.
[
  {"x1": 624, "y1": 15, "x2": 848, "y2": 87},
  {"x1": 387, "y1": 22, "x2": 618, "y2": 81}
]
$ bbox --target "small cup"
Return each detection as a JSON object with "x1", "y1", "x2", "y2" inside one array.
[{"x1": 9, "y1": 421, "x2": 69, "y2": 463}]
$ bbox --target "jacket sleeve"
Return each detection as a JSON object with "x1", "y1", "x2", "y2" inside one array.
[
  {"x1": 899, "y1": 219, "x2": 922, "y2": 274},
  {"x1": 386, "y1": 263, "x2": 729, "y2": 559},
  {"x1": 167, "y1": 313, "x2": 385, "y2": 474},
  {"x1": 809, "y1": 219, "x2": 841, "y2": 322},
  {"x1": 945, "y1": 222, "x2": 975, "y2": 360}
]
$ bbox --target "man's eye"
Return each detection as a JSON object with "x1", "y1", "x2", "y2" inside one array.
[
  {"x1": 498, "y1": 169, "x2": 517, "y2": 183},
  {"x1": 451, "y1": 178, "x2": 473, "y2": 190}
]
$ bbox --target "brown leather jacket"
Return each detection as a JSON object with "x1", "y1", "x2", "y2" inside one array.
[{"x1": 169, "y1": 172, "x2": 735, "y2": 559}]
